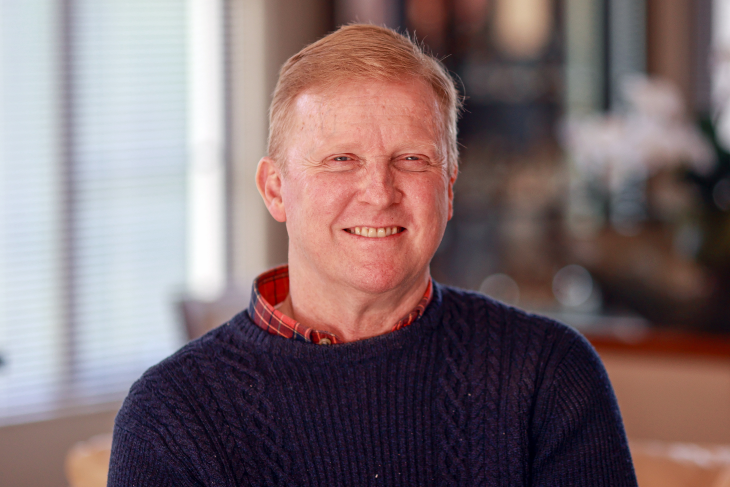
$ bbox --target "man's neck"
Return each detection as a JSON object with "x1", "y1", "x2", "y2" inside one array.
[{"x1": 280, "y1": 267, "x2": 431, "y2": 343}]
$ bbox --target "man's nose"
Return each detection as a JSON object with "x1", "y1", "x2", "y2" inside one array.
[{"x1": 359, "y1": 162, "x2": 400, "y2": 208}]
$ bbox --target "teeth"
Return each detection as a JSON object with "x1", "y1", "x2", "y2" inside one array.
[{"x1": 348, "y1": 226, "x2": 401, "y2": 238}]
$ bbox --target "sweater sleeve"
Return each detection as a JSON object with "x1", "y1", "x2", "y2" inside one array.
[
  {"x1": 107, "y1": 424, "x2": 189, "y2": 487},
  {"x1": 106, "y1": 366, "x2": 209, "y2": 487},
  {"x1": 530, "y1": 330, "x2": 638, "y2": 487}
]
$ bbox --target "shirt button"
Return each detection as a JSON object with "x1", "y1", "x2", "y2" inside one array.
[{"x1": 318, "y1": 338, "x2": 332, "y2": 345}]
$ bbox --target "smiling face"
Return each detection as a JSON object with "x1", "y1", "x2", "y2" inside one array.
[{"x1": 258, "y1": 79, "x2": 456, "y2": 297}]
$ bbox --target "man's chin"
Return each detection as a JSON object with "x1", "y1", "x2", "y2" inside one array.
[{"x1": 340, "y1": 265, "x2": 424, "y2": 297}]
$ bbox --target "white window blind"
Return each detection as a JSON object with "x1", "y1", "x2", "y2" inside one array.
[
  {"x1": 0, "y1": 0, "x2": 65, "y2": 419},
  {"x1": 0, "y1": 0, "x2": 210, "y2": 422},
  {"x1": 69, "y1": 0, "x2": 188, "y2": 401}
]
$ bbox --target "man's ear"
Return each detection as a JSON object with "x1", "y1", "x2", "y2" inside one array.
[
  {"x1": 447, "y1": 164, "x2": 458, "y2": 221},
  {"x1": 255, "y1": 157, "x2": 287, "y2": 222}
]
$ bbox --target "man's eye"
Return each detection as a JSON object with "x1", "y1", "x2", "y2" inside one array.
[
  {"x1": 324, "y1": 155, "x2": 358, "y2": 171},
  {"x1": 395, "y1": 156, "x2": 429, "y2": 171}
]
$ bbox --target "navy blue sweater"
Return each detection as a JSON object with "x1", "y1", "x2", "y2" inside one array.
[{"x1": 108, "y1": 283, "x2": 637, "y2": 486}]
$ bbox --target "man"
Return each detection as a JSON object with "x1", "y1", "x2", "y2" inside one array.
[{"x1": 109, "y1": 24, "x2": 637, "y2": 486}]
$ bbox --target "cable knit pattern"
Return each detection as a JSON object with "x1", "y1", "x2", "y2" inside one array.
[{"x1": 108, "y1": 283, "x2": 637, "y2": 486}]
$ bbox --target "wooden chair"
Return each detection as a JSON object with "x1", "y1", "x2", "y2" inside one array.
[
  {"x1": 178, "y1": 287, "x2": 249, "y2": 340},
  {"x1": 65, "y1": 434, "x2": 112, "y2": 487}
]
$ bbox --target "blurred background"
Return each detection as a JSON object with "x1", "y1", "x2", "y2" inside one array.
[{"x1": 1, "y1": 0, "x2": 730, "y2": 485}]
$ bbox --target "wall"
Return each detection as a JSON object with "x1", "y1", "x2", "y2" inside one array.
[
  {"x1": 0, "y1": 406, "x2": 118, "y2": 487},
  {"x1": 601, "y1": 351, "x2": 730, "y2": 444}
]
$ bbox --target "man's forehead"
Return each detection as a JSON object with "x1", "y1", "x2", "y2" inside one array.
[
  {"x1": 297, "y1": 79, "x2": 438, "y2": 109},
  {"x1": 291, "y1": 82, "x2": 441, "y2": 130}
]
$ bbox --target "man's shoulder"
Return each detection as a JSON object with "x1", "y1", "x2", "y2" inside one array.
[
  {"x1": 146, "y1": 316, "x2": 243, "y2": 375},
  {"x1": 115, "y1": 312, "x2": 256, "y2": 430},
  {"x1": 435, "y1": 282, "x2": 609, "y2": 410},
  {"x1": 437, "y1": 282, "x2": 575, "y2": 330},
  {"x1": 435, "y1": 282, "x2": 589, "y2": 361}
]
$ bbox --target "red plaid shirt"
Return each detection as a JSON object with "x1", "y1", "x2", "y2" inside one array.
[{"x1": 248, "y1": 265, "x2": 432, "y2": 344}]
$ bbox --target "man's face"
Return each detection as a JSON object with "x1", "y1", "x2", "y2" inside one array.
[{"x1": 262, "y1": 79, "x2": 456, "y2": 296}]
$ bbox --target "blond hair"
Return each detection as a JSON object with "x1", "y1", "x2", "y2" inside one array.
[{"x1": 268, "y1": 24, "x2": 462, "y2": 173}]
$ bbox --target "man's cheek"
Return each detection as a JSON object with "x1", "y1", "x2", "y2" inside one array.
[{"x1": 307, "y1": 177, "x2": 354, "y2": 205}]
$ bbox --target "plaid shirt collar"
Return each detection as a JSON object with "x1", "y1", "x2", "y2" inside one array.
[{"x1": 248, "y1": 265, "x2": 432, "y2": 345}]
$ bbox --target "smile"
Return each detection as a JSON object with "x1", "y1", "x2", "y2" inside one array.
[{"x1": 346, "y1": 226, "x2": 403, "y2": 238}]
